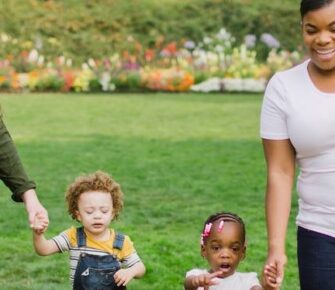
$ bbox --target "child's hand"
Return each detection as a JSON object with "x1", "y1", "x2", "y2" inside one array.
[
  {"x1": 31, "y1": 212, "x2": 49, "y2": 234},
  {"x1": 189, "y1": 271, "x2": 222, "y2": 290},
  {"x1": 114, "y1": 268, "x2": 135, "y2": 287},
  {"x1": 262, "y1": 263, "x2": 281, "y2": 290}
]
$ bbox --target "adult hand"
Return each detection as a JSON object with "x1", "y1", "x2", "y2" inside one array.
[
  {"x1": 22, "y1": 189, "x2": 49, "y2": 230},
  {"x1": 264, "y1": 250, "x2": 287, "y2": 287}
]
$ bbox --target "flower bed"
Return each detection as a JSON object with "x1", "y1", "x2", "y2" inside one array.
[{"x1": 0, "y1": 29, "x2": 302, "y2": 93}]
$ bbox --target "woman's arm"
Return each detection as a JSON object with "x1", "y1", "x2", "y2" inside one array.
[
  {"x1": 0, "y1": 118, "x2": 49, "y2": 227},
  {"x1": 262, "y1": 138, "x2": 296, "y2": 285}
]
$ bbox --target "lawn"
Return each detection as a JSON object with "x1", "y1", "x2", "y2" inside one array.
[{"x1": 0, "y1": 93, "x2": 299, "y2": 290}]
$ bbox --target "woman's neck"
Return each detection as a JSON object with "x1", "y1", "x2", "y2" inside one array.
[{"x1": 308, "y1": 62, "x2": 335, "y2": 93}]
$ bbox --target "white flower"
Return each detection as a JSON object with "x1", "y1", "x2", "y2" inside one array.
[
  {"x1": 28, "y1": 49, "x2": 39, "y2": 63},
  {"x1": 244, "y1": 34, "x2": 256, "y2": 48},
  {"x1": 216, "y1": 28, "x2": 232, "y2": 41},
  {"x1": 191, "y1": 78, "x2": 222, "y2": 92},
  {"x1": 203, "y1": 37, "x2": 213, "y2": 45},
  {"x1": 100, "y1": 71, "x2": 111, "y2": 91},
  {"x1": 260, "y1": 33, "x2": 280, "y2": 49},
  {"x1": 0, "y1": 33, "x2": 10, "y2": 43}
]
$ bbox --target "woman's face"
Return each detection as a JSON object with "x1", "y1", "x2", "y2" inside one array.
[{"x1": 302, "y1": 1, "x2": 335, "y2": 72}]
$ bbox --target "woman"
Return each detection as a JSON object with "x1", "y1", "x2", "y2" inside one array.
[
  {"x1": 260, "y1": 0, "x2": 335, "y2": 289},
  {"x1": 0, "y1": 116, "x2": 48, "y2": 230}
]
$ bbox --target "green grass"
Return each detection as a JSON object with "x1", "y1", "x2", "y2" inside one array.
[{"x1": 0, "y1": 93, "x2": 299, "y2": 289}]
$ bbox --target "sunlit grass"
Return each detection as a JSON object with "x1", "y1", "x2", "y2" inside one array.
[{"x1": 0, "y1": 93, "x2": 299, "y2": 290}]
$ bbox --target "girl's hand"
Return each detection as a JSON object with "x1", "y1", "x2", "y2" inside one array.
[
  {"x1": 190, "y1": 271, "x2": 222, "y2": 290},
  {"x1": 262, "y1": 263, "x2": 281, "y2": 290},
  {"x1": 264, "y1": 251, "x2": 287, "y2": 288}
]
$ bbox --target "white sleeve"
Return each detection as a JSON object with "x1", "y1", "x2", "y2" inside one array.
[
  {"x1": 243, "y1": 272, "x2": 261, "y2": 288},
  {"x1": 52, "y1": 231, "x2": 71, "y2": 253},
  {"x1": 260, "y1": 73, "x2": 289, "y2": 140},
  {"x1": 185, "y1": 268, "x2": 206, "y2": 278},
  {"x1": 121, "y1": 251, "x2": 141, "y2": 268}
]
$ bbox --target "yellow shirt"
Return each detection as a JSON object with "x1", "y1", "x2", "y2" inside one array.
[{"x1": 52, "y1": 226, "x2": 141, "y2": 282}]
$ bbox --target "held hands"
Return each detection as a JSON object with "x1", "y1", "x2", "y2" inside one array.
[
  {"x1": 262, "y1": 252, "x2": 287, "y2": 290},
  {"x1": 262, "y1": 263, "x2": 281, "y2": 290},
  {"x1": 187, "y1": 271, "x2": 222, "y2": 290},
  {"x1": 22, "y1": 189, "x2": 49, "y2": 230},
  {"x1": 31, "y1": 212, "x2": 49, "y2": 234}
]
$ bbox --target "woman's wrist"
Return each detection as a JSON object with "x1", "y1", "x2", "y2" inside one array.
[{"x1": 22, "y1": 189, "x2": 39, "y2": 205}]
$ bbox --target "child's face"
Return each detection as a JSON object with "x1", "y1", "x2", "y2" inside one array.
[
  {"x1": 201, "y1": 220, "x2": 246, "y2": 278},
  {"x1": 76, "y1": 191, "x2": 114, "y2": 239}
]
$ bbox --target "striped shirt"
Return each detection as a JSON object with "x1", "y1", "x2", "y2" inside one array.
[{"x1": 52, "y1": 226, "x2": 141, "y2": 283}]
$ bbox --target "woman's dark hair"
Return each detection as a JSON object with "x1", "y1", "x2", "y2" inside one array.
[{"x1": 300, "y1": 0, "x2": 334, "y2": 18}]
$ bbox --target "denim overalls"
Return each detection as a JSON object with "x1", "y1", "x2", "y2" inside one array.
[{"x1": 73, "y1": 227, "x2": 126, "y2": 290}]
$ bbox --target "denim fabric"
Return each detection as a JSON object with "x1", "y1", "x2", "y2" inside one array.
[
  {"x1": 73, "y1": 253, "x2": 125, "y2": 290},
  {"x1": 73, "y1": 227, "x2": 126, "y2": 290},
  {"x1": 297, "y1": 226, "x2": 335, "y2": 290}
]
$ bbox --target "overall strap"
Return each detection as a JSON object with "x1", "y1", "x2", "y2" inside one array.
[
  {"x1": 113, "y1": 232, "x2": 125, "y2": 250},
  {"x1": 76, "y1": 226, "x2": 87, "y2": 247}
]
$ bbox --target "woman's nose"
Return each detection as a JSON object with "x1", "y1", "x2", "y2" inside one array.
[{"x1": 316, "y1": 31, "x2": 332, "y2": 45}]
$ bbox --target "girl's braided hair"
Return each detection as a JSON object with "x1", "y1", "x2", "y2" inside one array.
[{"x1": 201, "y1": 211, "x2": 246, "y2": 245}]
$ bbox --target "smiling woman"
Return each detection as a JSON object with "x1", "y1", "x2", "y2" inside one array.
[
  {"x1": 301, "y1": 0, "x2": 335, "y2": 89},
  {"x1": 260, "y1": 1, "x2": 335, "y2": 290}
]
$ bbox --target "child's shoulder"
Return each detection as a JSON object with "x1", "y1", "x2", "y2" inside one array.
[
  {"x1": 234, "y1": 272, "x2": 260, "y2": 287},
  {"x1": 185, "y1": 268, "x2": 208, "y2": 277},
  {"x1": 110, "y1": 228, "x2": 134, "y2": 243}
]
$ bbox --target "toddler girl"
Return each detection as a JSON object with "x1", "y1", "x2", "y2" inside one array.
[{"x1": 184, "y1": 212, "x2": 278, "y2": 290}]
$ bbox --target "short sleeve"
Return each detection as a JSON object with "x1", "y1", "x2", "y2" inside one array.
[
  {"x1": 185, "y1": 269, "x2": 205, "y2": 278},
  {"x1": 242, "y1": 272, "x2": 261, "y2": 288},
  {"x1": 120, "y1": 235, "x2": 142, "y2": 268},
  {"x1": 120, "y1": 235, "x2": 136, "y2": 258},
  {"x1": 260, "y1": 74, "x2": 289, "y2": 140},
  {"x1": 52, "y1": 227, "x2": 75, "y2": 252}
]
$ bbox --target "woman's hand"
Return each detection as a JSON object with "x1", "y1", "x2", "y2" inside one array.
[{"x1": 22, "y1": 189, "x2": 49, "y2": 232}]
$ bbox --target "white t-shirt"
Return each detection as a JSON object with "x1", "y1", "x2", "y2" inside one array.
[
  {"x1": 185, "y1": 269, "x2": 260, "y2": 290},
  {"x1": 261, "y1": 59, "x2": 335, "y2": 237}
]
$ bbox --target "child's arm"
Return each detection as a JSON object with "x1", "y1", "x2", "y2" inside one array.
[
  {"x1": 32, "y1": 213, "x2": 59, "y2": 256},
  {"x1": 114, "y1": 261, "x2": 146, "y2": 287},
  {"x1": 184, "y1": 271, "x2": 222, "y2": 290}
]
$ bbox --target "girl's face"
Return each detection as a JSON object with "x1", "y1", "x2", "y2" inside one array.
[
  {"x1": 76, "y1": 191, "x2": 114, "y2": 240},
  {"x1": 302, "y1": 1, "x2": 335, "y2": 72},
  {"x1": 201, "y1": 220, "x2": 246, "y2": 279}
]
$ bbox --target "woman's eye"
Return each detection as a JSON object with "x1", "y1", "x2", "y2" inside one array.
[{"x1": 306, "y1": 30, "x2": 317, "y2": 35}]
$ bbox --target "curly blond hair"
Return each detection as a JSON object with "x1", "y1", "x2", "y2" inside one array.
[{"x1": 65, "y1": 171, "x2": 124, "y2": 221}]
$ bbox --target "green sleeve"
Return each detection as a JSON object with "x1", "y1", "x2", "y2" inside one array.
[{"x1": 0, "y1": 118, "x2": 36, "y2": 202}]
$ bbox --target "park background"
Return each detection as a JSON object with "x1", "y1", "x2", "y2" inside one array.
[{"x1": 0, "y1": 0, "x2": 300, "y2": 289}]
